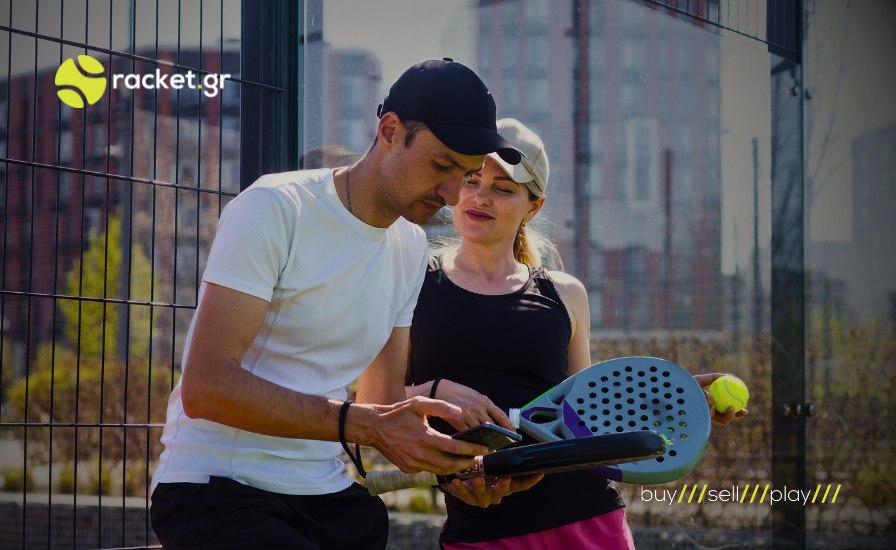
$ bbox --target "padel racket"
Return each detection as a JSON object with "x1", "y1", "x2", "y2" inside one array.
[
  {"x1": 366, "y1": 430, "x2": 665, "y2": 495},
  {"x1": 509, "y1": 356, "x2": 711, "y2": 485}
]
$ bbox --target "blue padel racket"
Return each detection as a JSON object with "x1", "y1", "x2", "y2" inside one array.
[
  {"x1": 366, "y1": 431, "x2": 666, "y2": 495},
  {"x1": 508, "y1": 356, "x2": 711, "y2": 485}
]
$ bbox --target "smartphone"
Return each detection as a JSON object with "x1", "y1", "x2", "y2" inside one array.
[{"x1": 452, "y1": 422, "x2": 522, "y2": 451}]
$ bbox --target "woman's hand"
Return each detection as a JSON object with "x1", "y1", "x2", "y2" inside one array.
[
  {"x1": 439, "y1": 473, "x2": 544, "y2": 508},
  {"x1": 693, "y1": 373, "x2": 749, "y2": 425},
  {"x1": 430, "y1": 379, "x2": 516, "y2": 432}
]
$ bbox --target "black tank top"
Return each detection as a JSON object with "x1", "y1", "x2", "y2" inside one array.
[{"x1": 409, "y1": 256, "x2": 624, "y2": 543}]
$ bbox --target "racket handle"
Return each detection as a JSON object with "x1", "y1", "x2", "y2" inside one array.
[{"x1": 366, "y1": 470, "x2": 438, "y2": 495}]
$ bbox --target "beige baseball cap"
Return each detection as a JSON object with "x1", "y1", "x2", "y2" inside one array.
[{"x1": 487, "y1": 118, "x2": 549, "y2": 197}]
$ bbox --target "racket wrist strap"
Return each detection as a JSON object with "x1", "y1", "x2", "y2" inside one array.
[
  {"x1": 339, "y1": 400, "x2": 366, "y2": 478},
  {"x1": 508, "y1": 408, "x2": 521, "y2": 429}
]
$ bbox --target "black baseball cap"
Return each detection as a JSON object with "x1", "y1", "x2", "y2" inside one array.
[{"x1": 377, "y1": 58, "x2": 522, "y2": 165}]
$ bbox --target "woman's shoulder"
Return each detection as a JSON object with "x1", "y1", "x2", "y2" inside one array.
[
  {"x1": 543, "y1": 269, "x2": 589, "y2": 316},
  {"x1": 544, "y1": 270, "x2": 587, "y2": 296}
]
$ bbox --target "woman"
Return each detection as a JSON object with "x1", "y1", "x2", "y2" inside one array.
[
  {"x1": 406, "y1": 118, "x2": 743, "y2": 548},
  {"x1": 406, "y1": 118, "x2": 636, "y2": 548}
]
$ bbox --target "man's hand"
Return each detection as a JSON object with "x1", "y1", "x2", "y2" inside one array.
[
  {"x1": 693, "y1": 373, "x2": 749, "y2": 425},
  {"x1": 349, "y1": 396, "x2": 491, "y2": 476},
  {"x1": 440, "y1": 474, "x2": 544, "y2": 508}
]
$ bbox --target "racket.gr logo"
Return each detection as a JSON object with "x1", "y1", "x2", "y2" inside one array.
[
  {"x1": 55, "y1": 55, "x2": 107, "y2": 108},
  {"x1": 54, "y1": 54, "x2": 231, "y2": 108}
]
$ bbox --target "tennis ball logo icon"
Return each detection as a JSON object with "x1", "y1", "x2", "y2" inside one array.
[{"x1": 55, "y1": 55, "x2": 107, "y2": 108}]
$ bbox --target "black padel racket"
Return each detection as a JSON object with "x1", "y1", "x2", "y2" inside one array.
[
  {"x1": 508, "y1": 356, "x2": 711, "y2": 484},
  {"x1": 366, "y1": 431, "x2": 665, "y2": 495}
]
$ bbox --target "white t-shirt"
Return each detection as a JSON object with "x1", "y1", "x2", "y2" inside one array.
[{"x1": 151, "y1": 169, "x2": 428, "y2": 495}]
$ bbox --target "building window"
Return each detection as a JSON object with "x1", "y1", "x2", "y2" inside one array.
[
  {"x1": 60, "y1": 130, "x2": 72, "y2": 165},
  {"x1": 625, "y1": 118, "x2": 658, "y2": 209}
]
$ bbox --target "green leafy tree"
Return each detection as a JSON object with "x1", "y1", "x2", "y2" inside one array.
[
  {"x1": 7, "y1": 214, "x2": 174, "y2": 495},
  {"x1": 1, "y1": 336, "x2": 15, "y2": 413},
  {"x1": 58, "y1": 216, "x2": 154, "y2": 360}
]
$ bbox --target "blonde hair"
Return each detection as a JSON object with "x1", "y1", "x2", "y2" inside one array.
[{"x1": 514, "y1": 222, "x2": 563, "y2": 270}]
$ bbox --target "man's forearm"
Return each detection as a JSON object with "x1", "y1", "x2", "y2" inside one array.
[
  {"x1": 180, "y1": 355, "x2": 487, "y2": 475},
  {"x1": 181, "y1": 357, "x2": 371, "y2": 442}
]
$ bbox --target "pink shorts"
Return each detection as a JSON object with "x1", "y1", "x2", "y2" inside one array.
[{"x1": 441, "y1": 508, "x2": 635, "y2": 550}]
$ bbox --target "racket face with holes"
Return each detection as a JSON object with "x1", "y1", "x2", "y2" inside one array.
[{"x1": 516, "y1": 356, "x2": 711, "y2": 484}]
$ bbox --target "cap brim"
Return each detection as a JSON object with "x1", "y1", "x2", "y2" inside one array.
[
  {"x1": 425, "y1": 122, "x2": 523, "y2": 165},
  {"x1": 488, "y1": 153, "x2": 534, "y2": 185}
]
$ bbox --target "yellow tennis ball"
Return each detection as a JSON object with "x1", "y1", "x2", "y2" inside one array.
[{"x1": 708, "y1": 375, "x2": 749, "y2": 413}]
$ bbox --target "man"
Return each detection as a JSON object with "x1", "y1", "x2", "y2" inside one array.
[{"x1": 149, "y1": 58, "x2": 522, "y2": 549}]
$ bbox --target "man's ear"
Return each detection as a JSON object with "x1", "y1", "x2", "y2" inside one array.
[{"x1": 376, "y1": 112, "x2": 401, "y2": 150}]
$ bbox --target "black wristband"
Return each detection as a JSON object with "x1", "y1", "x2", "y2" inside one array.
[
  {"x1": 338, "y1": 400, "x2": 366, "y2": 478},
  {"x1": 429, "y1": 378, "x2": 444, "y2": 399}
]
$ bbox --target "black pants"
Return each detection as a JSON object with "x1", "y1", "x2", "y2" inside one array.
[{"x1": 151, "y1": 476, "x2": 389, "y2": 549}]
